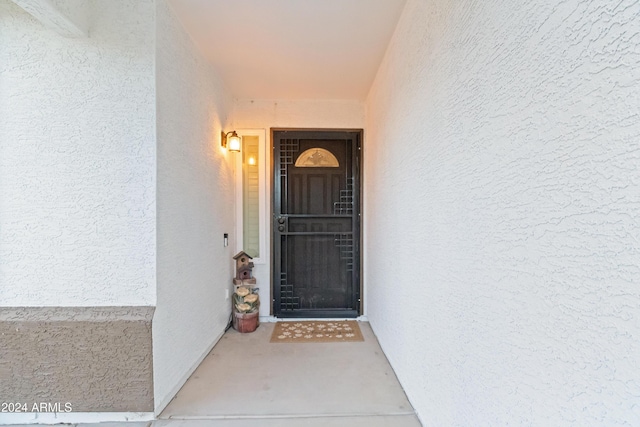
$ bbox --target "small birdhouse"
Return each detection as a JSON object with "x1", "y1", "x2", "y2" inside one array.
[{"x1": 233, "y1": 251, "x2": 256, "y2": 285}]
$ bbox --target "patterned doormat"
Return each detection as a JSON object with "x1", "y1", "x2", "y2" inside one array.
[{"x1": 270, "y1": 321, "x2": 364, "y2": 343}]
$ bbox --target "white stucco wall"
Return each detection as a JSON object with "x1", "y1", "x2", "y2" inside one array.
[
  {"x1": 365, "y1": 0, "x2": 640, "y2": 426},
  {"x1": 153, "y1": 0, "x2": 235, "y2": 412},
  {"x1": 0, "y1": 0, "x2": 156, "y2": 306},
  {"x1": 232, "y1": 99, "x2": 365, "y2": 317}
]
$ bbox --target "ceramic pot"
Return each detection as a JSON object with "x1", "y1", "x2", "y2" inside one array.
[{"x1": 233, "y1": 310, "x2": 259, "y2": 333}]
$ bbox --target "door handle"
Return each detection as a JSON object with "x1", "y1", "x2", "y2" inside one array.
[{"x1": 278, "y1": 225, "x2": 285, "y2": 232}]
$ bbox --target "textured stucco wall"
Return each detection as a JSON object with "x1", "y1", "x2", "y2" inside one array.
[
  {"x1": 153, "y1": 0, "x2": 236, "y2": 413},
  {"x1": 232, "y1": 99, "x2": 365, "y2": 316},
  {"x1": 48, "y1": 0, "x2": 89, "y2": 34},
  {"x1": 0, "y1": 0, "x2": 156, "y2": 306},
  {"x1": 0, "y1": 307, "x2": 154, "y2": 411},
  {"x1": 365, "y1": 0, "x2": 640, "y2": 426}
]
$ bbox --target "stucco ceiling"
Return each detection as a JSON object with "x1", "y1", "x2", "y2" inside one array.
[{"x1": 168, "y1": 0, "x2": 407, "y2": 100}]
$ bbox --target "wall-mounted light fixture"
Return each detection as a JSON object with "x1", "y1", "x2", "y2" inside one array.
[{"x1": 221, "y1": 130, "x2": 241, "y2": 152}]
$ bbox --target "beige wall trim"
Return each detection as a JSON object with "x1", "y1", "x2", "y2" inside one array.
[{"x1": 0, "y1": 306, "x2": 154, "y2": 412}]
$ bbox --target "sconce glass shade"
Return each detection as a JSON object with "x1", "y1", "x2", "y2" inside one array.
[
  {"x1": 228, "y1": 133, "x2": 241, "y2": 152},
  {"x1": 222, "y1": 130, "x2": 242, "y2": 152}
]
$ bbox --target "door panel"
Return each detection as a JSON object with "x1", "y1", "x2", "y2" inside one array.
[{"x1": 273, "y1": 130, "x2": 361, "y2": 318}]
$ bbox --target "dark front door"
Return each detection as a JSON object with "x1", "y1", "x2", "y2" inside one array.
[{"x1": 273, "y1": 129, "x2": 361, "y2": 318}]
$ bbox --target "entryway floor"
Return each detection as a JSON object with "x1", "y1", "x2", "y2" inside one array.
[
  {"x1": 158, "y1": 321, "x2": 421, "y2": 426},
  {"x1": 4, "y1": 322, "x2": 421, "y2": 427}
]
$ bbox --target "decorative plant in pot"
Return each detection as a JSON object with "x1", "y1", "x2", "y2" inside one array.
[{"x1": 232, "y1": 286, "x2": 260, "y2": 333}]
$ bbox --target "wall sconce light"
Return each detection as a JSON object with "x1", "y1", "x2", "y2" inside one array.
[{"x1": 221, "y1": 130, "x2": 241, "y2": 152}]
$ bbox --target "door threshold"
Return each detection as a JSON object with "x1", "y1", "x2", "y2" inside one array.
[
  {"x1": 260, "y1": 315, "x2": 368, "y2": 322},
  {"x1": 276, "y1": 309, "x2": 359, "y2": 319}
]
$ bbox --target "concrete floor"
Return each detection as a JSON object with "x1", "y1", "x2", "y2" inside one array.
[{"x1": 3, "y1": 322, "x2": 421, "y2": 427}]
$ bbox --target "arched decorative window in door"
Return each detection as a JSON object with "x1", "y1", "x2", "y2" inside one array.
[{"x1": 294, "y1": 148, "x2": 339, "y2": 167}]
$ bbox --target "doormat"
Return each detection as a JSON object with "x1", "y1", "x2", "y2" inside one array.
[{"x1": 270, "y1": 321, "x2": 364, "y2": 343}]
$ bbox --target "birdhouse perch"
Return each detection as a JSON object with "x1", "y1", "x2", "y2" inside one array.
[{"x1": 233, "y1": 251, "x2": 256, "y2": 285}]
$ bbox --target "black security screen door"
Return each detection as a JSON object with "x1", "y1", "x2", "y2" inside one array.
[{"x1": 273, "y1": 129, "x2": 361, "y2": 318}]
